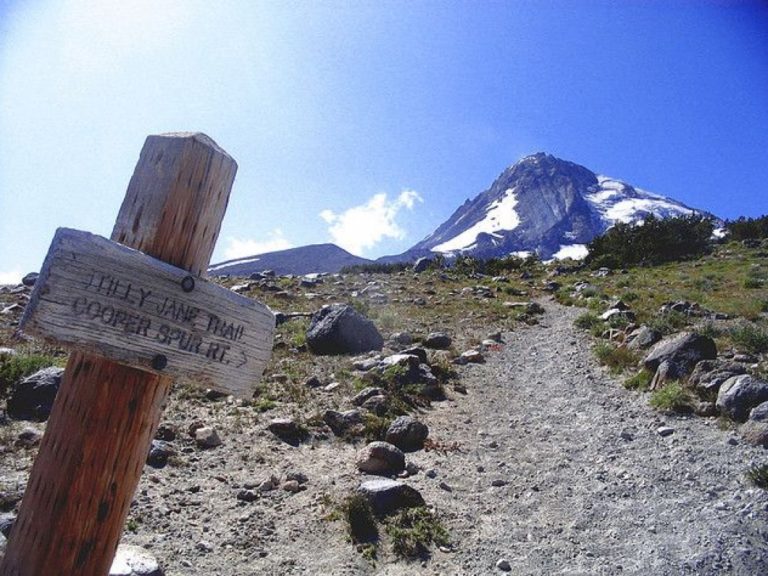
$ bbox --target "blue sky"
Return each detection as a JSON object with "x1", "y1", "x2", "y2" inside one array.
[{"x1": 1, "y1": 0, "x2": 767, "y2": 283}]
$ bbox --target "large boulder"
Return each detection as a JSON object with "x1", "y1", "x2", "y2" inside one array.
[
  {"x1": 7, "y1": 367, "x2": 64, "y2": 421},
  {"x1": 643, "y1": 332, "x2": 717, "y2": 374},
  {"x1": 717, "y1": 375, "x2": 768, "y2": 422},
  {"x1": 356, "y1": 441, "x2": 405, "y2": 475},
  {"x1": 357, "y1": 479, "x2": 425, "y2": 515},
  {"x1": 306, "y1": 304, "x2": 383, "y2": 355},
  {"x1": 385, "y1": 416, "x2": 429, "y2": 452}
]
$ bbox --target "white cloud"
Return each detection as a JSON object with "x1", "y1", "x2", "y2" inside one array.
[
  {"x1": 320, "y1": 190, "x2": 423, "y2": 256},
  {"x1": 0, "y1": 269, "x2": 22, "y2": 286},
  {"x1": 223, "y1": 229, "x2": 293, "y2": 260}
]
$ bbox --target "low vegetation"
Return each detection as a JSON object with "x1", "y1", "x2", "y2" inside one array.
[
  {"x1": 0, "y1": 352, "x2": 60, "y2": 397},
  {"x1": 649, "y1": 382, "x2": 693, "y2": 413}
]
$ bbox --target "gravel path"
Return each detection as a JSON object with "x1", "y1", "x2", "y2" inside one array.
[{"x1": 407, "y1": 300, "x2": 768, "y2": 575}]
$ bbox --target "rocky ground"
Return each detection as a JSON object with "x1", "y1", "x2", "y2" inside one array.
[{"x1": 3, "y1": 295, "x2": 767, "y2": 575}]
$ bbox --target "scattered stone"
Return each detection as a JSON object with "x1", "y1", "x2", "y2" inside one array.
[
  {"x1": 323, "y1": 382, "x2": 341, "y2": 392},
  {"x1": 304, "y1": 375, "x2": 322, "y2": 388},
  {"x1": 323, "y1": 409, "x2": 364, "y2": 436},
  {"x1": 237, "y1": 490, "x2": 258, "y2": 502},
  {"x1": 749, "y1": 401, "x2": 768, "y2": 422},
  {"x1": 390, "y1": 332, "x2": 413, "y2": 346},
  {"x1": 147, "y1": 440, "x2": 176, "y2": 468},
  {"x1": 195, "y1": 540, "x2": 214, "y2": 553},
  {"x1": 0, "y1": 512, "x2": 14, "y2": 537},
  {"x1": 357, "y1": 479, "x2": 425, "y2": 514},
  {"x1": 740, "y1": 421, "x2": 768, "y2": 448},
  {"x1": 626, "y1": 326, "x2": 662, "y2": 351},
  {"x1": 716, "y1": 375, "x2": 768, "y2": 422},
  {"x1": 733, "y1": 353, "x2": 758, "y2": 364},
  {"x1": 649, "y1": 360, "x2": 687, "y2": 391},
  {"x1": 154, "y1": 422, "x2": 177, "y2": 442},
  {"x1": 491, "y1": 479, "x2": 508, "y2": 487},
  {"x1": 267, "y1": 418, "x2": 307, "y2": 445},
  {"x1": 356, "y1": 441, "x2": 405, "y2": 475},
  {"x1": 205, "y1": 388, "x2": 228, "y2": 401},
  {"x1": 283, "y1": 480, "x2": 302, "y2": 493},
  {"x1": 194, "y1": 427, "x2": 221, "y2": 449},
  {"x1": 496, "y1": 558, "x2": 512, "y2": 571},
  {"x1": 689, "y1": 361, "x2": 746, "y2": 396},
  {"x1": 693, "y1": 401, "x2": 718, "y2": 417},
  {"x1": 15, "y1": 426, "x2": 42, "y2": 448},
  {"x1": 643, "y1": 332, "x2": 717, "y2": 373},
  {"x1": 400, "y1": 346, "x2": 429, "y2": 364},
  {"x1": 306, "y1": 304, "x2": 384, "y2": 355},
  {"x1": 423, "y1": 332, "x2": 452, "y2": 349},
  {"x1": 286, "y1": 471, "x2": 309, "y2": 484},
  {"x1": 385, "y1": 416, "x2": 429, "y2": 452},
  {"x1": 109, "y1": 544, "x2": 163, "y2": 576},
  {"x1": 362, "y1": 395, "x2": 389, "y2": 415},
  {"x1": 657, "y1": 426, "x2": 675, "y2": 437},
  {"x1": 620, "y1": 430, "x2": 634, "y2": 441},
  {"x1": 7, "y1": 367, "x2": 63, "y2": 422},
  {"x1": 439, "y1": 481, "x2": 453, "y2": 492},
  {"x1": 460, "y1": 350, "x2": 485, "y2": 364},
  {"x1": 21, "y1": 272, "x2": 38, "y2": 287},
  {"x1": 413, "y1": 257, "x2": 433, "y2": 273}
]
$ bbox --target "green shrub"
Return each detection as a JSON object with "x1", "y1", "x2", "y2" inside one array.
[
  {"x1": 586, "y1": 214, "x2": 714, "y2": 268},
  {"x1": 649, "y1": 382, "x2": 693, "y2": 412},
  {"x1": 342, "y1": 494, "x2": 378, "y2": 544},
  {"x1": 744, "y1": 277, "x2": 763, "y2": 289},
  {"x1": 593, "y1": 343, "x2": 638, "y2": 373},
  {"x1": 726, "y1": 214, "x2": 768, "y2": 241},
  {"x1": 746, "y1": 464, "x2": 768, "y2": 489},
  {"x1": 624, "y1": 369, "x2": 653, "y2": 391},
  {"x1": 385, "y1": 507, "x2": 449, "y2": 559},
  {"x1": 730, "y1": 322, "x2": 768, "y2": 354},
  {"x1": 648, "y1": 311, "x2": 690, "y2": 335},
  {"x1": 0, "y1": 353, "x2": 59, "y2": 398},
  {"x1": 574, "y1": 312, "x2": 601, "y2": 331}
]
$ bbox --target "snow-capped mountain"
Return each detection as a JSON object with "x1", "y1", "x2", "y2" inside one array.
[{"x1": 406, "y1": 152, "x2": 701, "y2": 261}]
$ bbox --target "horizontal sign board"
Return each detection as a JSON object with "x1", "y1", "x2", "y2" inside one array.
[{"x1": 21, "y1": 228, "x2": 275, "y2": 397}]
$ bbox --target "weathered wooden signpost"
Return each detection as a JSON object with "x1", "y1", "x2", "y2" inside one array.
[{"x1": 0, "y1": 133, "x2": 274, "y2": 575}]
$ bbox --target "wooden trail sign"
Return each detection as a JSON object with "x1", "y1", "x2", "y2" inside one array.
[
  {"x1": 21, "y1": 228, "x2": 274, "y2": 397},
  {"x1": 0, "y1": 133, "x2": 270, "y2": 576}
]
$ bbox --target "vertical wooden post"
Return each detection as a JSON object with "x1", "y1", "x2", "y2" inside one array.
[{"x1": 1, "y1": 133, "x2": 237, "y2": 575}]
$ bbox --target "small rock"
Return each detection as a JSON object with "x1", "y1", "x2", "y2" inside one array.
[
  {"x1": 460, "y1": 350, "x2": 484, "y2": 364},
  {"x1": 0, "y1": 512, "x2": 15, "y2": 537},
  {"x1": 491, "y1": 479, "x2": 508, "y2": 487},
  {"x1": 267, "y1": 418, "x2": 307, "y2": 445},
  {"x1": 356, "y1": 441, "x2": 405, "y2": 475},
  {"x1": 357, "y1": 479, "x2": 425, "y2": 514},
  {"x1": 362, "y1": 394, "x2": 389, "y2": 414},
  {"x1": 194, "y1": 427, "x2": 221, "y2": 449},
  {"x1": 717, "y1": 375, "x2": 768, "y2": 422},
  {"x1": 657, "y1": 426, "x2": 675, "y2": 437},
  {"x1": 324, "y1": 409, "x2": 364, "y2": 436},
  {"x1": 21, "y1": 272, "x2": 38, "y2": 287},
  {"x1": 195, "y1": 541, "x2": 214, "y2": 553},
  {"x1": 283, "y1": 480, "x2": 302, "y2": 493},
  {"x1": 147, "y1": 440, "x2": 176, "y2": 468},
  {"x1": 109, "y1": 544, "x2": 163, "y2": 576},
  {"x1": 323, "y1": 382, "x2": 341, "y2": 392},
  {"x1": 351, "y1": 387, "x2": 386, "y2": 406},
  {"x1": 286, "y1": 471, "x2": 309, "y2": 484},
  {"x1": 237, "y1": 490, "x2": 259, "y2": 502},
  {"x1": 154, "y1": 423, "x2": 177, "y2": 442},
  {"x1": 304, "y1": 375, "x2": 322, "y2": 388},
  {"x1": 385, "y1": 416, "x2": 429, "y2": 452},
  {"x1": 390, "y1": 332, "x2": 413, "y2": 346},
  {"x1": 439, "y1": 482, "x2": 452, "y2": 492},
  {"x1": 423, "y1": 332, "x2": 452, "y2": 350},
  {"x1": 15, "y1": 426, "x2": 42, "y2": 448},
  {"x1": 496, "y1": 558, "x2": 512, "y2": 571},
  {"x1": 7, "y1": 367, "x2": 63, "y2": 422}
]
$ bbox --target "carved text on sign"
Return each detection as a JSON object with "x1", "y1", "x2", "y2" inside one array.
[{"x1": 21, "y1": 228, "x2": 275, "y2": 397}]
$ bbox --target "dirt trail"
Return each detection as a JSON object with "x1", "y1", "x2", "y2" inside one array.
[{"x1": 403, "y1": 300, "x2": 768, "y2": 575}]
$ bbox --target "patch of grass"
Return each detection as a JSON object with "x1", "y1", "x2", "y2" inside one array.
[
  {"x1": 574, "y1": 312, "x2": 601, "y2": 331},
  {"x1": 744, "y1": 277, "x2": 763, "y2": 289},
  {"x1": 624, "y1": 369, "x2": 653, "y2": 391},
  {"x1": 342, "y1": 494, "x2": 378, "y2": 544},
  {"x1": 648, "y1": 311, "x2": 690, "y2": 335},
  {"x1": 385, "y1": 507, "x2": 449, "y2": 559},
  {"x1": 253, "y1": 398, "x2": 276, "y2": 412},
  {"x1": 746, "y1": 464, "x2": 768, "y2": 490},
  {"x1": 730, "y1": 322, "x2": 768, "y2": 354},
  {"x1": 593, "y1": 343, "x2": 638, "y2": 374},
  {"x1": 620, "y1": 291, "x2": 640, "y2": 302},
  {"x1": 363, "y1": 413, "x2": 392, "y2": 442},
  {"x1": 0, "y1": 353, "x2": 59, "y2": 398},
  {"x1": 649, "y1": 382, "x2": 693, "y2": 412}
]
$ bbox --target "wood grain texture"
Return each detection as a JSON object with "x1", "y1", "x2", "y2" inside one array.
[
  {"x1": 1, "y1": 133, "x2": 243, "y2": 576},
  {"x1": 21, "y1": 228, "x2": 274, "y2": 397}
]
